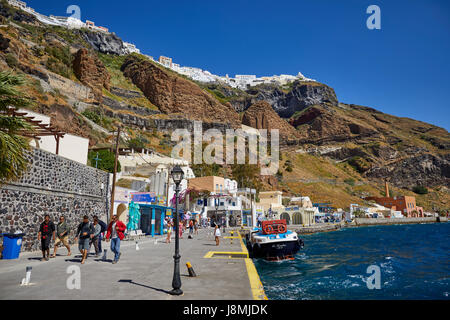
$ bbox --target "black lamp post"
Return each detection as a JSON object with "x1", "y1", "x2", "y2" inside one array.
[{"x1": 170, "y1": 165, "x2": 184, "y2": 296}]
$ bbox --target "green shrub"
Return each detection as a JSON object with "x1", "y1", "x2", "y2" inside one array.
[
  {"x1": 82, "y1": 110, "x2": 102, "y2": 125},
  {"x1": 88, "y1": 149, "x2": 121, "y2": 173},
  {"x1": 5, "y1": 53, "x2": 18, "y2": 68},
  {"x1": 344, "y1": 178, "x2": 355, "y2": 186},
  {"x1": 347, "y1": 156, "x2": 370, "y2": 173},
  {"x1": 127, "y1": 135, "x2": 148, "y2": 150},
  {"x1": 46, "y1": 56, "x2": 71, "y2": 78},
  {"x1": 412, "y1": 185, "x2": 428, "y2": 195}
]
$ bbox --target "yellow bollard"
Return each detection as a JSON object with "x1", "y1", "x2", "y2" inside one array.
[{"x1": 186, "y1": 262, "x2": 197, "y2": 277}]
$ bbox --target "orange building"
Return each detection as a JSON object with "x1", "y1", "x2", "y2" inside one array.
[
  {"x1": 365, "y1": 181, "x2": 424, "y2": 217},
  {"x1": 188, "y1": 176, "x2": 225, "y2": 194}
]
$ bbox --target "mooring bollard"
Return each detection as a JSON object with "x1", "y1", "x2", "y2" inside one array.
[{"x1": 186, "y1": 262, "x2": 197, "y2": 277}]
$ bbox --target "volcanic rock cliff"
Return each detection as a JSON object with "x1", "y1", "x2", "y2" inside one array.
[
  {"x1": 76, "y1": 29, "x2": 128, "y2": 55},
  {"x1": 242, "y1": 101, "x2": 300, "y2": 139},
  {"x1": 227, "y1": 81, "x2": 338, "y2": 118},
  {"x1": 120, "y1": 55, "x2": 241, "y2": 126},
  {"x1": 1, "y1": 2, "x2": 448, "y2": 210},
  {"x1": 73, "y1": 48, "x2": 110, "y2": 102}
]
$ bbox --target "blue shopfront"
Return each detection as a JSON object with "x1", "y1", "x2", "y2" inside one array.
[{"x1": 139, "y1": 204, "x2": 173, "y2": 236}]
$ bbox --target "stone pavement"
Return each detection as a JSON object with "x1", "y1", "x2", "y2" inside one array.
[{"x1": 0, "y1": 228, "x2": 259, "y2": 300}]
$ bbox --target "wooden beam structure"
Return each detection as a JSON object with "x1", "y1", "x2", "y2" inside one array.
[{"x1": 2, "y1": 106, "x2": 66, "y2": 154}]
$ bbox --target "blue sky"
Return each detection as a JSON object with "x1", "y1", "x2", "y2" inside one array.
[{"x1": 27, "y1": 0, "x2": 450, "y2": 131}]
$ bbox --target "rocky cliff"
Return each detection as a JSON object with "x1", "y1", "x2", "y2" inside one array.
[
  {"x1": 242, "y1": 101, "x2": 300, "y2": 139},
  {"x1": 1, "y1": 5, "x2": 448, "y2": 210},
  {"x1": 225, "y1": 81, "x2": 338, "y2": 118},
  {"x1": 77, "y1": 29, "x2": 128, "y2": 55},
  {"x1": 73, "y1": 48, "x2": 111, "y2": 102},
  {"x1": 120, "y1": 55, "x2": 241, "y2": 126}
]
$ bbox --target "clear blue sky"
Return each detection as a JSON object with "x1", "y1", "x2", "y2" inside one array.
[{"x1": 27, "y1": 0, "x2": 450, "y2": 131}]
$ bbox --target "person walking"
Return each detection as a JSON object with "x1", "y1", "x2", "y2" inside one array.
[
  {"x1": 38, "y1": 214, "x2": 55, "y2": 261},
  {"x1": 194, "y1": 219, "x2": 199, "y2": 235},
  {"x1": 93, "y1": 215, "x2": 107, "y2": 254},
  {"x1": 214, "y1": 224, "x2": 221, "y2": 246},
  {"x1": 165, "y1": 220, "x2": 172, "y2": 244},
  {"x1": 189, "y1": 219, "x2": 194, "y2": 236},
  {"x1": 105, "y1": 215, "x2": 126, "y2": 264},
  {"x1": 179, "y1": 221, "x2": 183, "y2": 239},
  {"x1": 51, "y1": 216, "x2": 71, "y2": 258},
  {"x1": 74, "y1": 215, "x2": 94, "y2": 264},
  {"x1": 89, "y1": 217, "x2": 102, "y2": 257}
]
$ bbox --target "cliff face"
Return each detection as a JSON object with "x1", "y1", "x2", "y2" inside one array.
[
  {"x1": 1, "y1": 7, "x2": 448, "y2": 209},
  {"x1": 242, "y1": 101, "x2": 300, "y2": 139},
  {"x1": 227, "y1": 81, "x2": 339, "y2": 118},
  {"x1": 121, "y1": 55, "x2": 241, "y2": 126},
  {"x1": 290, "y1": 103, "x2": 450, "y2": 189},
  {"x1": 77, "y1": 30, "x2": 128, "y2": 55},
  {"x1": 366, "y1": 153, "x2": 450, "y2": 189},
  {"x1": 73, "y1": 48, "x2": 110, "y2": 102}
]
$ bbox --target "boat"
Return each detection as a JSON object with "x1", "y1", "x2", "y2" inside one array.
[{"x1": 245, "y1": 219, "x2": 304, "y2": 261}]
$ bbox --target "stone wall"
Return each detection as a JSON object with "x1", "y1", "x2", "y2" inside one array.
[
  {"x1": 0, "y1": 148, "x2": 110, "y2": 252},
  {"x1": 104, "y1": 109, "x2": 232, "y2": 133},
  {"x1": 354, "y1": 217, "x2": 439, "y2": 226},
  {"x1": 47, "y1": 71, "x2": 93, "y2": 101}
]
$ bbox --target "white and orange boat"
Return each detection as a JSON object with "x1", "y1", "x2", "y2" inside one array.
[{"x1": 246, "y1": 219, "x2": 304, "y2": 261}]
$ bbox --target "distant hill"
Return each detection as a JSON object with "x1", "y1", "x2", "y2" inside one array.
[{"x1": 1, "y1": 0, "x2": 448, "y2": 212}]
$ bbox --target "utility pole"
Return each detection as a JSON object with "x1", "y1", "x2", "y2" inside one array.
[
  {"x1": 109, "y1": 125, "x2": 121, "y2": 221},
  {"x1": 166, "y1": 165, "x2": 172, "y2": 207}
]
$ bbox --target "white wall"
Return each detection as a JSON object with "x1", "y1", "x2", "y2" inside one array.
[{"x1": 21, "y1": 109, "x2": 89, "y2": 165}]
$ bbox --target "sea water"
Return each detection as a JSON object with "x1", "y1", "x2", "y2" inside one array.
[{"x1": 253, "y1": 222, "x2": 450, "y2": 299}]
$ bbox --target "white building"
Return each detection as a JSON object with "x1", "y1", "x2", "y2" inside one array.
[
  {"x1": 49, "y1": 15, "x2": 85, "y2": 29},
  {"x1": 7, "y1": 0, "x2": 26, "y2": 10},
  {"x1": 123, "y1": 42, "x2": 141, "y2": 54},
  {"x1": 20, "y1": 109, "x2": 89, "y2": 165}
]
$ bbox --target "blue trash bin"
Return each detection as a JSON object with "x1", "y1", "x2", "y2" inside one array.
[{"x1": 1, "y1": 233, "x2": 26, "y2": 259}]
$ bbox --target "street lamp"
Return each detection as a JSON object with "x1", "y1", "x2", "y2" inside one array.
[{"x1": 170, "y1": 165, "x2": 184, "y2": 296}]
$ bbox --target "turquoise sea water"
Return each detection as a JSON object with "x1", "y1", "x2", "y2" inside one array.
[{"x1": 253, "y1": 223, "x2": 450, "y2": 300}]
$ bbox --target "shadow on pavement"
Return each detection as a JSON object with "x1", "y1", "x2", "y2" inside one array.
[
  {"x1": 27, "y1": 257, "x2": 44, "y2": 261},
  {"x1": 94, "y1": 258, "x2": 113, "y2": 263},
  {"x1": 118, "y1": 279, "x2": 172, "y2": 294}
]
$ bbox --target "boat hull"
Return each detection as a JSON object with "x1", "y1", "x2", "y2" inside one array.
[{"x1": 248, "y1": 238, "x2": 303, "y2": 260}]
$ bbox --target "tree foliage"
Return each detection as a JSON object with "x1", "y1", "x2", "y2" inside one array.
[
  {"x1": 0, "y1": 71, "x2": 33, "y2": 184},
  {"x1": 88, "y1": 149, "x2": 121, "y2": 173}
]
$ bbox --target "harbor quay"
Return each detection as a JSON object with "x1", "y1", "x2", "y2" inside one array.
[{"x1": 0, "y1": 228, "x2": 266, "y2": 300}]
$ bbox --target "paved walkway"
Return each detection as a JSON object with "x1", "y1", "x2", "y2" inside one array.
[{"x1": 0, "y1": 228, "x2": 262, "y2": 300}]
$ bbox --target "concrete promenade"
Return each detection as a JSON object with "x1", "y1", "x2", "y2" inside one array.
[{"x1": 0, "y1": 228, "x2": 266, "y2": 300}]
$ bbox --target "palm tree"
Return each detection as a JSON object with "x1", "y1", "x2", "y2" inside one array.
[{"x1": 0, "y1": 71, "x2": 33, "y2": 184}]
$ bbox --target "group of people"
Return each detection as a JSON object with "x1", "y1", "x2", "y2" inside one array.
[
  {"x1": 163, "y1": 216, "x2": 221, "y2": 245},
  {"x1": 38, "y1": 213, "x2": 226, "y2": 262},
  {"x1": 38, "y1": 214, "x2": 126, "y2": 264},
  {"x1": 163, "y1": 217, "x2": 200, "y2": 244}
]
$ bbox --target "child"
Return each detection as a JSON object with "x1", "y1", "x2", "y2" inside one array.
[
  {"x1": 214, "y1": 224, "x2": 221, "y2": 246},
  {"x1": 166, "y1": 220, "x2": 172, "y2": 244}
]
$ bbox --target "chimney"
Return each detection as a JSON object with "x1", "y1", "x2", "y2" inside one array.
[{"x1": 385, "y1": 180, "x2": 390, "y2": 198}]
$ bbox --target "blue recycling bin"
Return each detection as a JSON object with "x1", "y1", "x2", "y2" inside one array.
[{"x1": 1, "y1": 233, "x2": 25, "y2": 259}]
